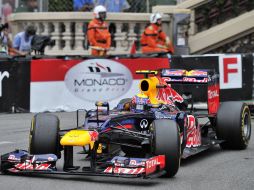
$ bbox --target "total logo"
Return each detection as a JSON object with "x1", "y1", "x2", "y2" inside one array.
[
  {"x1": 208, "y1": 89, "x2": 219, "y2": 99},
  {"x1": 146, "y1": 157, "x2": 160, "y2": 169},
  {"x1": 64, "y1": 59, "x2": 133, "y2": 102}
]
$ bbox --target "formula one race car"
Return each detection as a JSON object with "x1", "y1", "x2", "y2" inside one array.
[{"x1": 0, "y1": 69, "x2": 251, "y2": 178}]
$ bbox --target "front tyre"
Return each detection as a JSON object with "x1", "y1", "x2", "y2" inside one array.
[
  {"x1": 29, "y1": 113, "x2": 61, "y2": 158},
  {"x1": 216, "y1": 102, "x2": 251, "y2": 149},
  {"x1": 152, "y1": 119, "x2": 181, "y2": 178}
]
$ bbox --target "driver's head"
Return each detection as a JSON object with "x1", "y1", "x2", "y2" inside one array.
[{"x1": 93, "y1": 5, "x2": 107, "y2": 21}]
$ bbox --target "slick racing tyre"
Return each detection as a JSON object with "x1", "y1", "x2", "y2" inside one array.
[
  {"x1": 0, "y1": 156, "x2": 3, "y2": 174},
  {"x1": 152, "y1": 119, "x2": 181, "y2": 178},
  {"x1": 216, "y1": 102, "x2": 251, "y2": 150},
  {"x1": 0, "y1": 156, "x2": 6, "y2": 174},
  {"x1": 29, "y1": 113, "x2": 61, "y2": 158}
]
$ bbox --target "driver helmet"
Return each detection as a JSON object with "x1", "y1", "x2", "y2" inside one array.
[{"x1": 131, "y1": 94, "x2": 150, "y2": 113}]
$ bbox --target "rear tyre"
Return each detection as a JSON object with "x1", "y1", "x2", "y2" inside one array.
[
  {"x1": 216, "y1": 102, "x2": 251, "y2": 150},
  {"x1": 0, "y1": 156, "x2": 3, "y2": 174},
  {"x1": 153, "y1": 119, "x2": 181, "y2": 178},
  {"x1": 29, "y1": 113, "x2": 61, "y2": 158},
  {"x1": 0, "y1": 158, "x2": 7, "y2": 174}
]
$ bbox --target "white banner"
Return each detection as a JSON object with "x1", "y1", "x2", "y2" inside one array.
[{"x1": 219, "y1": 54, "x2": 242, "y2": 89}]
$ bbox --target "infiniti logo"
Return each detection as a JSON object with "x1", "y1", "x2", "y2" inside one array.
[
  {"x1": 140, "y1": 119, "x2": 149, "y2": 129},
  {"x1": 64, "y1": 59, "x2": 133, "y2": 102}
]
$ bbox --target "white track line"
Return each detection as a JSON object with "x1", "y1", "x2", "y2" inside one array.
[{"x1": 0, "y1": 141, "x2": 13, "y2": 145}]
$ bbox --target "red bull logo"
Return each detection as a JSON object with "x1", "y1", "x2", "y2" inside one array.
[
  {"x1": 157, "y1": 77, "x2": 184, "y2": 104},
  {"x1": 186, "y1": 115, "x2": 201, "y2": 147}
]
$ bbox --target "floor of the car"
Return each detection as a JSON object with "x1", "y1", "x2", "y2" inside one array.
[{"x1": 182, "y1": 138, "x2": 223, "y2": 159}]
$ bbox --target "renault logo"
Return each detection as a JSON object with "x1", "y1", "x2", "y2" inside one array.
[{"x1": 140, "y1": 119, "x2": 149, "y2": 129}]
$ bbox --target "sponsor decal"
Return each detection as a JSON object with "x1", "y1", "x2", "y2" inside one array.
[
  {"x1": 104, "y1": 166, "x2": 145, "y2": 175},
  {"x1": 129, "y1": 160, "x2": 137, "y2": 166},
  {"x1": 140, "y1": 119, "x2": 149, "y2": 129},
  {"x1": 186, "y1": 70, "x2": 207, "y2": 76},
  {"x1": 15, "y1": 162, "x2": 51, "y2": 170},
  {"x1": 183, "y1": 77, "x2": 208, "y2": 83},
  {"x1": 155, "y1": 111, "x2": 176, "y2": 119},
  {"x1": 157, "y1": 77, "x2": 183, "y2": 104},
  {"x1": 89, "y1": 131, "x2": 99, "y2": 141},
  {"x1": 208, "y1": 89, "x2": 219, "y2": 99},
  {"x1": 64, "y1": 59, "x2": 133, "y2": 102},
  {"x1": 163, "y1": 69, "x2": 186, "y2": 76},
  {"x1": 186, "y1": 115, "x2": 201, "y2": 147},
  {"x1": 116, "y1": 124, "x2": 133, "y2": 129},
  {"x1": 8, "y1": 154, "x2": 20, "y2": 161},
  {"x1": 208, "y1": 84, "x2": 220, "y2": 114},
  {"x1": 48, "y1": 157, "x2": 55, "y2": 161},
  {"x1": 219, "y1": 55, "x2": 242, "y2": 89},
  {"x1": 145, "y1": 155, "x2": 165, "y2": 175},
  {"x1": 111, "y1": 157, "x2": 145, "y2": 167},
  {"x1": 0, "y1": 71, "x2": 9, "y2": 97},
  {"x1": 146, "y1": 157, "x2": 160, "y2": 169}
]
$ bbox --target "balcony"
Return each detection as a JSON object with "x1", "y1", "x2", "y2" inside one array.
[{"x1": 9, "y1": 12, "x2": 172, "y2": 56}]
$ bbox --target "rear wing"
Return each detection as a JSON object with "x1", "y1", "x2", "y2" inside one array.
[
  {"x1": 161, "y1": 69, "x2": 210, "y2": 84},
  {"x1": 160, "y1": 69, "x2": 220, "y2": 114}
]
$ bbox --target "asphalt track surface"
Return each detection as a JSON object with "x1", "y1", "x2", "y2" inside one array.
[{"x1": 0, "y1": 112, "x2": 254, "y2": 190}]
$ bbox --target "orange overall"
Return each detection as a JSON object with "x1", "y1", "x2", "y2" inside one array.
[
  {"x1": 87, "y1": 18, "x2": 111, "y2": 56},
  {"x1": 140, "y1": 24, "x2": 174, "y2": 54}
]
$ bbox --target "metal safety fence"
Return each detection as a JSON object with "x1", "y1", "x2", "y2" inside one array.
[
  {"x1": 0, "y1": 0, "x2": 177, "y2": 13},
  {"x1": 38, "y1": 0, "x2": 177, "y2": 12}
]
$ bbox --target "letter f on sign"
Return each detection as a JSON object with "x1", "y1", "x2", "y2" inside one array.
[
  {"x1": 219, "y1": 55, "x2": 242, "y2": 89},
  {"x1": 223, "y1": 58, "x2": 237, "y2": 83},
  {"x1": 0, "y1": 71, "x2": 10, "y2": 97}
]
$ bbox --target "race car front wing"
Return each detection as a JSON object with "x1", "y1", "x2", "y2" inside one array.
[{"x1": 1, "y1": 150, "x2": 165, "y2": 178}]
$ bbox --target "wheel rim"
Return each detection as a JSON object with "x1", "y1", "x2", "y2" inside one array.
[{"x1": 243, "y1": 112, "x2": 251, "y2": 139}]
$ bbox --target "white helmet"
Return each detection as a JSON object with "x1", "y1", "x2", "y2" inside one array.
[
  {"x1": 94, "y1": 5, "x2": 107, "y2": 19},
  {"x1": 150, "y1": 13, "x2": 162, "y2": 24}
]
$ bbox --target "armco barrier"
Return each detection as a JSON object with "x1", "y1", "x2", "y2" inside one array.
[{"x1": 0, "y1": 53, "x2": 253, "y2": 113}]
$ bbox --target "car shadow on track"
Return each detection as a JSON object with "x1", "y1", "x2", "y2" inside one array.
[
  {"x1": 180, "y1": 146, "x2": 222, "y2": 166},
  {"x1": 3, "y1": 173, "x2": 161, "y2": 187}
]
